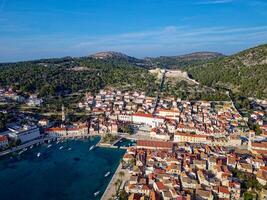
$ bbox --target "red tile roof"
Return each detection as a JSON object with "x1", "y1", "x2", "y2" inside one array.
[
  {"x1": 137, "y1": 140, "x2": 173, "y2": 149},
  {"x1": 0, "y1": 135, "x2": 8, "y2": 142}
]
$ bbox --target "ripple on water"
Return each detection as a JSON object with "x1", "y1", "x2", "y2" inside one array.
[{"x1": 0, "y1": 137, "x2": 125, "y2": 200}]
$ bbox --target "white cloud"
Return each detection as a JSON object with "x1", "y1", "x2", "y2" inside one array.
[{"x1": 195, "y1": 0, "x2": 234, "y2": 5}]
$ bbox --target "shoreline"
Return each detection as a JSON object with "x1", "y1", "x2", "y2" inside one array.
[
  {"x1": 0, "y1": 134, "x2": 129, "y2": 200},
  {"x1": 100, "y1": 151, "x2": 129, "y2": 200}
]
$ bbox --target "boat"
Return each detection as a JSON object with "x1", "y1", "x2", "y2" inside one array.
[
  {"x1": 68, "y1": 147, "x2": 72, "y2": 151},
  {"x1": 23, "y1": 147, "x2": 27, "y2": 151},
  {"x1": 89, "y1": 145, "x2": 95, "y2": 151},
  {"x1": 47, "y1": 144, "x2": 52, "y2": 148},
  {"x1": 59, "y1": 146, "x2": 64, "y2": 150},
  {"x1": 37, "y1": 152, "x2": 41, "y2": 157},
  {"x1": 30, "y1": 145, "x2": 33, "y2": 149},
  {"x1": 104, "y1": 171, "x2": 110, "y2": 177},
  {"x1": 56, "y1": 141, "x2": 60, "y2": 144},
  {"x1": 93, "y1": 191, "x2": 100, "y2": 197},
  {"x1": 18, "y1": 150, "x2": 24, "y2": 155}
]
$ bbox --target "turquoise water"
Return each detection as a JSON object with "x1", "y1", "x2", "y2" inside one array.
[{"x1": 0, "y1": 137, "x2": 125, "y2": 200}]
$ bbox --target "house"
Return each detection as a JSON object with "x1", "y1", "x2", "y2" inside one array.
[
  {"x1": 256, "y1": 166, "x2": 267, "y2": 186},
  {"x1": 195, "y1": 189, "x2": 213, "y2": 200},
  {"x1": 153, "y1": 181, "x2": 166, "y2": 192},
  {"x1": 218, "y1": 186, "x2": 230, "y2": 199},
  {"x1": 0, "y1": 135, "x2": 8, "y2": 149},
  {"x1": 7, "y1": 124, "x2": 41, "y2": 143},
  {"x1": 132, "y1": 113, "x2": 164, "y2": 127},
  {"x1": 174, "y1": 132, "x2": 207, "y2": 143},
  {"x1": 249, "y1": 141, "x2": 267, "y2": 155},
  {"x1": 137, "y1": 140, "x2": 173, "y2": 150}
]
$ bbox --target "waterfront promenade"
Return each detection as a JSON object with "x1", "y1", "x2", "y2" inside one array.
[
  {"x1": 101, "y1": 162, "x2": 130, "y2": 200},
  {"x1": 0, "y1": 138, "x2": 48, "y2": 157}
]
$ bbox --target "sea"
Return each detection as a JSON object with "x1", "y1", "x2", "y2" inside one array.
[{"x1": 0, "y1": 137, "x2": 125, "y2": 200}]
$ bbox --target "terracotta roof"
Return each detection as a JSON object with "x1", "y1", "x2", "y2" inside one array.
[
  {"x1": 137, "y1": 140, "x2": 173, "y2": 149},
  {"x1": 219, "y1": 186, "x2": 230, "y2": 194},
  {"x1": 132, "y1": 113, "x2": 164, "y2": 119},
  {"x1": 155, "y1": 182, "x2": 165, "y2": 190},
  {"x1": 0, "y1": 135, "x2": 8, "y2": 142}
]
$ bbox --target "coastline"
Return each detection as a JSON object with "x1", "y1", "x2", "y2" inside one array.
[{"x1": 100, "y1": 152, "x2": 129, "y2": 200}]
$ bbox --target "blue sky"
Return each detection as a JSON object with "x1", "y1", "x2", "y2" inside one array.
[{"x1": 0, "y1": 0, "x2": 267, "y2": 62}]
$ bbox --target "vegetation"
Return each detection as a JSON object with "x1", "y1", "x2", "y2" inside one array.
[
  {"x1": 118, "y1": 124, "x2": 135, "y2": 135},
  {"x1": 162, "y1": 80, "x2": 230, "y2": 101},
  {"x1": 0, "y1": 113, "x2": 7, "y2": 131},
  {"x1": 146, "y1": 52, "x2": 223, "y2": 68},
  {"x1": 184, "y1": 44, "x2": 267, "y2": 99},
  {"x1": 102, "y1": 134, "x2": 119, "y2": 144},
  {"x1": 232, "y1": 167, "x2": 263, "y2": 191},
  {"x1": 0, "y1": 56, "x2": 158, "y2": 98}
]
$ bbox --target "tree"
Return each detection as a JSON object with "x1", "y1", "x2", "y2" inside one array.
[
  {"x1": 118, "y1": 171, "x2": 125, "y2": 180},
  {"x1": 114, "y1": 179, "x2": 121, "y2": 195}
]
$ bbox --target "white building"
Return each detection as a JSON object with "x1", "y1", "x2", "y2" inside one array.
[
  {"x1": 7, "y1": 124, "x2": 41, "y2": 143},
  {"x1": 132, "y1": 113, "x2": 164, "y2": 127}
]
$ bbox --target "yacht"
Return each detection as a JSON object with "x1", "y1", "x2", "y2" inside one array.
[
  {"x1": 37, "y1": 152, "x2": 41, "y2": 157},
  {"x1": 104, "y1": 171, "x2": 110, "y2": 177},
  {"x1": 68, "y1": 147, "x2": 72, "y2": 151},
  {"x1": 59, "y1": 146, "x2": 64, "y2": 150},
  {"x1": 89, "y1": 145, "x2": 95, "y2": 151},
  {"x1": 18, "y1": 150, "x2": 24, "y2": 155},
  {"x1": 93, "y1": 191, "x2": 100, "y2": 197},
  {"x1": 47, "y1": 144, "x2": 52, "y2": 148}
]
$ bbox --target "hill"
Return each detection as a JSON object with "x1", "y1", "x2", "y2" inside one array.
[
  {"x1": 145, "y1": 51, "x2": 223, "y2": 68},
  {"x1": 184, "y1": 44, "x2": 267, "y2": 99},
  {"x1": 89, "y1": 51, "x2": 150, "y2": 68},
  {"x1": 0, "y1": 55, "x2": 158, "y2": 98}
]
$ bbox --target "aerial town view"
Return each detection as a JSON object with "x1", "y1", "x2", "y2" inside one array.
[{"x1": 0, "y1": 0, "x2": 267, "y2": 200}]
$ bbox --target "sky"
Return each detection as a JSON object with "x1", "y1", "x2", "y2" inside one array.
[{"x1": 0, "y1": 0, "x2": 267, "y2": 62}]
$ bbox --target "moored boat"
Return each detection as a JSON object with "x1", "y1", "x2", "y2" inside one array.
[
  {"x1": 93, "y1": 191, "x2": 100, "y2": 197},
  {"x1": 104, "y1": 171, "x2": 110, "y2": 177},
  {"x1": 89, "y1": 145, "x2": 95, "y2": 151}
]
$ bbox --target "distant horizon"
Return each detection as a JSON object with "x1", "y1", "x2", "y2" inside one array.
[
  {"x1": 0, "y1": 0, "x2": 267, "y2": 62},
  {"x1": 1, "y1": 42, "x2": 266, "y2": 64}
]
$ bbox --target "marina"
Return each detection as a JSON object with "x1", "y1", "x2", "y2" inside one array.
[{"x1": 0, "y1": 137, "x2": 125, "y2": 200}]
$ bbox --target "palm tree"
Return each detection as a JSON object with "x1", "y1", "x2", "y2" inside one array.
[
  {"x1": 118, "y1": 171, "x2": 125, "y2": 180},
  {"x1": 114, "y1": 179, "x2": 121, "y2": 195}
]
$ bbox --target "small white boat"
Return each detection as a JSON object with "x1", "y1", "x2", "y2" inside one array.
[
  {"x1": 56, "y1": 141, "x2": 60, "y2": 144},
  {"x1": 59, "y1": 146, "x2": 63, "y2": 150},
  {"x1": 37, "y1": 152, "x2": 41, "y2": 157},
  {"x1": 47, "y1": 144, "x2": 52, "y2": 148},
  {"x1": 23, "y1": 147, "x2": 27, "y2": 151},
  {"x1": 68, "y1": 147, "x2": 72, "y2": 151},
  {"x1": 94, "y1": 191, "x2": 100, "y2": 197},
  {"x1": 30, "y1": 145, "x2": 33, "y2": 149},
  {"x1": 89, "y1": 145, "x2": 95, "y2": 151},
  {"x1": 104, "y1": 171, "x2": 110, "y2": 177},
  {"x1": 18, "y1": 150, "x2": 24, "y2": 155}
]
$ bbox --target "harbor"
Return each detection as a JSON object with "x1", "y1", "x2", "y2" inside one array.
[{"x1": 0, "y1": 137, "x2": 126, "y2": 200}]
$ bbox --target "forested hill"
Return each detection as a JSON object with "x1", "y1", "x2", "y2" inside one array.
[
  {"x1": 145, "y1": 52, "x2": 224, "y2": 68},
  {"x1": 184, "y1": 44, "x2": 267, "y2": 99},
  {"x1": 0, "y1": 56, "x2": 158, "y2": 97}
]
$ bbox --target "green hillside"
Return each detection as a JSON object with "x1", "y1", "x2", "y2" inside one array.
[{"x1": 184, "y1": 44, "x2": 267, "y2": 99}]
